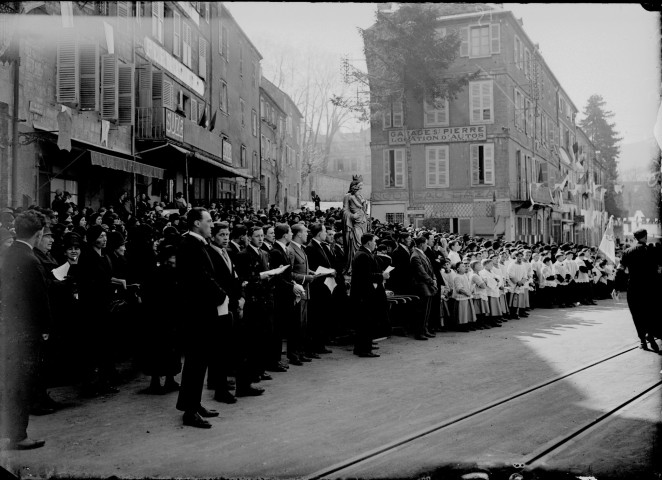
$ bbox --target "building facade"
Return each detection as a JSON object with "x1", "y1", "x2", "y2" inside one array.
[
  {"x1": 367, "y1": 5, "x2": 608, "y2": 244},
  {"x1": 0, "y1": 2, "x2": 304, "y2": 213},
  {"x1": 259, "y1": 77, "x2": 302, "y2": 212}
]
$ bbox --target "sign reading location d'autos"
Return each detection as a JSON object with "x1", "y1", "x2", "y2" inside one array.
[{"x1": 388, "y1": 125, "x2": 486, "y2": 145}]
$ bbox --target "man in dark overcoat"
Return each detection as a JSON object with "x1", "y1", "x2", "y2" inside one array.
[
  {"x1": 620, "y1": 228, "x2": 661, "y2": 352},
  {"x1": 0, "y1": 210, "x2": 51, "y2": 449},
  {"x1": 410, "y1": 236, "x2": 438, "y2": 340},
  {"x1": 350, "y1": 233, "x2": 389, "y2": 357},
  {"x1": 175, "y1": 208, "x2": 226, "y2": 428}
]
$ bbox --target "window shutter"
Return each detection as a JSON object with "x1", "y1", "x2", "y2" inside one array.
[
  {"x1": 117, "y1": 62, "x2": 134, "y2": 125},
  {"x1": 152, "y1": 1, "x2": 163, "y2": 43},
  {"x1": 471, "y1": 144, "x2": 480, "y2": 185},
  {"x1": 78, "y1": 42, "x2": 99, "y2": 111},
  {"x1": 56, "y1": 31, "x2": 79, "y2": 105},
  {"x1": 459, "y1": 27, "x2": 469, "y2": 57},
  {"x1": 117, "y1": 1, "x2": 130, "y2": 32},
  {"x1": 482, "y1": 81, "x2": 492, "y2": 122},
  {"x1": 490, "y1": 23, "x2": 500, "y2": 54},
  {"x1": 427, "y1": 147, "x2": 437, "y2": 187},
  {"x1": 484, "y1": 144, "x2": 494, "y2": 184},
  {"x1": 100, "y1": 54, "x2": 118, "y2": 121},
  {"x1": 383, "y1": 111, "x2": 391, "y2": 129},
  {"x1": 173, "y1": 12, "x2": 181, "y2": 57},
  {"x1": 152, "y1": 69, "x2": 162, "y2": 107},
  {"x1": 198, "y1": 37, "x2": 207, "y2": 78},
  {"x1": 190, "y1": 99, "x2": 198, "y2": 122},
  {"x1": 394, "y1": 149, "x2": 405, "y2": 187},
  {"x1": 439, "y1": 146, "x2": 448, "y2": 187},
  {"x1": 392, "y1": 102, "x2": 403, "y2": 127},
  {"x1": 137, "y1": 63, "x2": 152, "y2": 108},
  {"x1": 383, "y1": 150, "x2": 391, "y2": 187},
  {"x1": 163, "y1": 79, "x2": 174, "y2": 111},
  {"x1": 469, "y1": 82, "x2": 481, "y2": 124}
]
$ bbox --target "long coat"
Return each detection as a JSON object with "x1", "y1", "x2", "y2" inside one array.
[{"x1": 411, "y1": 248, "x2": 438, "y2": 298}]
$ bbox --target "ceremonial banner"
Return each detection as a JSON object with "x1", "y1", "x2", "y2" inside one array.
[{"x1": 598, "y1": 216, "x2": 616, "y2": 264}]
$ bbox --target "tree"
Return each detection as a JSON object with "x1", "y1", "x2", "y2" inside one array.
[
  {"x1": 579, "y1": 95, "x2": 623, "y2": 217},
  {"x1": 338, "y1": 4, "x2": 478, "y2": 207}
]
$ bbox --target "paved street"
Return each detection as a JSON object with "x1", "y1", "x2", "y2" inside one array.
[{"x1": 1, "y1": 298, "x2": 661, "y2": 479}]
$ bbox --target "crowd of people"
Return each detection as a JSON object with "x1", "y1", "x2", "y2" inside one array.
[{"x1": 1, "y1": 188, "x2": 661, "y2": 444}]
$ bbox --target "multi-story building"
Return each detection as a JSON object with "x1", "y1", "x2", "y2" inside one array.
[
  {"x1": 367, "y1": 4, "x2": 608, "y2": 243},
  {"x1": 259, "y1": 77, "x2": 302, "y2": 212},
  {"x1": 0, "y1": 1, "x2": 270, "y2": 211},
  {"x1": 316, "y1": 128, "x2": 372, "y2": 200}
]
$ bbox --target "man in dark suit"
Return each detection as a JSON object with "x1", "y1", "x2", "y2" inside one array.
[
  {"x1": 411, "y1": 236, "x2": 438, "y2": 340},
  {"x1": 268, "y1": 224, "x2": 299, "y2": 367},
  {"x1": 288, "y1": 224, "x2": 318, "y2": 361},
  {"x1": 175, "y1": 208, "x2": 226, "y2": 428},
  {"x1": 261, "y1": 225, "x2": 275, "y2": 253},
  {"x1": 234, "y1": 226, "x2": 277, "y2": 391},
  {"x1": 227, "y1": 224, "x2": 247, "y2": 263},
  {"x1": 620, "y1": 228, "x2": 660, "y2": 352},
  {"x1": 350, "y1": 233, "x2": 389, "y2": 357},
  {"x1": 0, "y1": 210, "x2": 51, "y2": 449},
  {"x1": 305, "y1": 223, "x2": 336, "y2": 355},
  {"x1": 388, "y1": 232, "x2": 413, "y2": 294},
  {"x1": 207, "y1": 222, "x2": 245, "y2": 404}
]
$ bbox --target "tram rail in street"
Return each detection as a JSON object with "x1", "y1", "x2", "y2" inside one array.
[{"x1": 303, "y1": 343, "x2": 644, "y2": 479}]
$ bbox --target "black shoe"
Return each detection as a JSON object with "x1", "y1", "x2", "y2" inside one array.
[
  {"x1": 7, "y1": 438, "x2": 45, "y2": 450},
  {"x1": 519, "y1": 312, "x2": 529, "y2": 317},
  {"x1": 356, "y1": 351, "x2": 380, "y2": 358},
  {"x1": 214, "y1": 390, "x2": 237, "y2": 404},
  {"x1": 235, "y1": 386, "x2": 265, "y2": 397},
  {"x1": 183, "y1": 412, "x2": 212, "y2": 429},
  {"x1": 316, "y1": 348, "x2": 333, "y2": 354},
  {"x1": 424, "y1": 332, "x2": 436, "y2": 338},
  {"x1": 305, "y1": 352, "x2": 321, "y2": 359},
  {"x1": 260, "y1": 373, "x2": 273, "y2": 381},
  {"x1": 197, "y1": 405, "x2": 220, "y2": 418},
  {"x1": 278, "y1": 361, "x2": 290, "y2": 369},
  {"x1": 287, "y1": 356, "x2": 304, "y2": 366},
  {"x1": 414, "y1": 335, "x2": 429, "y2": 341},
  {"x1": 266, "y1": 365, "x2": 288, "y2": 373},
  {"x1": 298, "y1": 356, "x2": 312, "y2": 363}
]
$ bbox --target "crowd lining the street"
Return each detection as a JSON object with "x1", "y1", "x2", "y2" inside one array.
[{"x1": 1, "y1": 189, "x2": 661, "y2": 443}]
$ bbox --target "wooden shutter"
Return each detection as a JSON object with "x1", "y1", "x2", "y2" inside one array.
[
  {"x1": 190, "y1": 98, "x2": 198, "y2": 122},
  {"x1": 471, "y1": 144, "x2": 480, "y2": 185},
  {"x1": 198, "y1": 37, "x2": 207, "y2": 78},
  {"x1": 163, "y1": 78, "x2": 174, "y2": 110},
  {"x1": 484, "y1": 144, "x2": 494, "y2": 184},
  {"x1": 490, "y1": 23, "x2": 500, "y2": 54},
  {"x1": 383, "y1": 150, "x2": 391, "y2": 187},
  {"x1": 152, "y1": 69, "x2": 162, "y2": 106},
  {"x1": 469, "y1": 82, "x2": 481, "y2": 124},
  {"x1": 100, "y1": 53, "x2": 118, "y2": 121},
  {"x1": 78, "y1": 42, "x2": 99, "y2": 110},
  {"x1": 173, "y1": 11, "x2": 181, "y2": 57},
  {"x1": 152, "y1": 1, "x2": 163, "y2": 43},
  {"x1": 118, "y1": 62, "x2": 134, "y2": 125},
  {"x1": 137, "y1": 63, "x2": 152, "y2": 108},
  {"x1": 383, "y1": 111, "x2": 391, "y2": 129},
  {"x1": 392, "y1": 102, "x2": 403, "y2": 127},
  {"x1": 438, "y1": 146, "x2": 448, "y2": 187},
  {"x1": 56, "y1": 31, "x2": 79, "y2": 105},
  {"x1": 460, "y1": 27, "x2": 469, "y2": 57},
  {"x1": 427, "y1": 146, "x2": 437, "y2": 187},
  {"x1": 394, "y1": 149, "x2": 405, "y2": 187},
  {"x1": 481, "y1": 81, "x2": 492, "y2": 122},
  {"x1": 117, "y1": 1, "x2": 130, "y2": 32}
]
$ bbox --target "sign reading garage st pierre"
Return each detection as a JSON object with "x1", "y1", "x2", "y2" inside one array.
[{"x1": 388, "y1": 125, "x2": 486, "y2": 145}]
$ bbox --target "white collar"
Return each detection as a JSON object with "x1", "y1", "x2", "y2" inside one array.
[{"x1": 188, "y1": 230, "x2": 207, "y2": 243}]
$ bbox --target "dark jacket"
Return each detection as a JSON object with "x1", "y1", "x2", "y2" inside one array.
[
  {"x1": 411, "y1": 247, "x2": 438, "y2": 297},
  {"x1": 387, "y1": 243, "x2": 412, "y2": 294},
  {"x1": 350, "y1": 246, "x2": 383, "y2": 303},
  {"x1": 269, "y1": 241, "x2": 295, "y2": 310},
  {"x1": 206, "y1": 244, "x2": 241, "y2": 314},
  {"x1": 621, "y1": 242, "x2": 659, "y2": 290},
  {"x1": 0, "y1": 241, "x2": 52, "y2": 338}
]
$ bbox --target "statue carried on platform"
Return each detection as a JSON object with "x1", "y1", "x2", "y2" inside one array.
[{"x1": 343, "y1": 175, "x2": 369, "y2": 274}]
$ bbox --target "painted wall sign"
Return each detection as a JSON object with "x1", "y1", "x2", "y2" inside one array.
[
  {"x1": 143, "y1": 36, "x2": 205, "y2": 96},
  {"x1": 388, "y1": 125, "x2": 487, "y2": 145},
  {"x1": 165, "y1": 109, "x2": 184, "y2": 141}
]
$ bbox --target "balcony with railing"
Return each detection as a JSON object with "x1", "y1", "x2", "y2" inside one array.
[{"x1": 136, "y1": 107, "x2": 167, "y2": 140}]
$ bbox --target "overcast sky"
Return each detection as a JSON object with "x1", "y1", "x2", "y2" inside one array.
[{"x1": 227, "y1": 3, "x2": 660, "y2": 171}]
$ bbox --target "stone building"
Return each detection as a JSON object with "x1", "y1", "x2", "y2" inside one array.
[
  {"x1": 0, "y1": 2, "x2": 282, "y2": 211},
  {"x1": 367, "y1": 4, "x2": 608, "y2": 243}
]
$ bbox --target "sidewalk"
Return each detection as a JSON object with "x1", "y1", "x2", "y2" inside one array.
[{"x1": 1, "y1": 299, "x2": 658, "y2": 479}]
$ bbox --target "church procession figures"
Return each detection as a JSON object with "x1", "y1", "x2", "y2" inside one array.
[{"x1": 342, "y1": 175, "x2": 370, "y2": 275}]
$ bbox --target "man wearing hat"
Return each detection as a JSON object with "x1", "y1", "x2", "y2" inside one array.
[{"x1": 620, "y1": 229, "x2": 660, "y2": 352}]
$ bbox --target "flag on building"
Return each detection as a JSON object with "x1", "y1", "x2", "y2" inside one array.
[{"x1": 598, "y1": 216, "x2": 616, "y2": 264}]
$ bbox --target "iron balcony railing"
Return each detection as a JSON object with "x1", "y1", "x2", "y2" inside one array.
[{"x1": 135, "y1": 107, "x2": 167, "y2": 140}]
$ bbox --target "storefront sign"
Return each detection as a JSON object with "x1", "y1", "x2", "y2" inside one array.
[
  {"x1": 388, "y1": 125, "x2": 486, "y2": 145},
  {"x1": 165, "y1": 109, "x2": 184, "y2": 141},
  {"x1": 143, "y1": 37, "x2": 204, "y2": 96}
]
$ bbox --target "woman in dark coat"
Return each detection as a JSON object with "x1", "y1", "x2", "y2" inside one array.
[{"x1": 140, "y1": 245, "x2": 182, "y2": 394}]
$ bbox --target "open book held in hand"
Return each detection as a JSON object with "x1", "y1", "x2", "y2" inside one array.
[
  {"x1": 384, "y1": 265, "x2": 395, "y2": 275},
  {"x1": 314, "y1": 266, "x2": 335, "y2": 276},
  {"x1": 263, "y1": 264, "x2": 291, "y2": 277}
]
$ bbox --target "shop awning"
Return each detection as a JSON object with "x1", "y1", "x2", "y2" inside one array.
[
  {"x1": 159, "y1": 142, "x2": 253, "y2": 180},
  {"x1": 90, "y1": 151, "x2": 165, "y2": 179}
]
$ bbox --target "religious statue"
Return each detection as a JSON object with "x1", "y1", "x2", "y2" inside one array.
[{"x1": 343, "y1": 175, "x2": 369, "y2": 274}]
